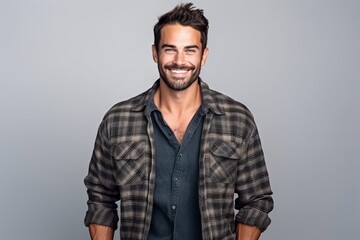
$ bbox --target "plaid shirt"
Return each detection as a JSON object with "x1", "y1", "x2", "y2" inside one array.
[{"x1": 84, "y1": 80, "x2": 273, "y2": 240}]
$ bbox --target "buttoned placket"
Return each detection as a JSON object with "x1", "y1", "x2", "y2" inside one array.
[
  {"x1": 170, "y1": 151, "x2": 182, "y2": 219},
  {"x1": 167, "y1": 112, "x2": 203, "y2": 222},
  {"x1": 148, "y1": 102, "x2": 207, "y2": 239}
]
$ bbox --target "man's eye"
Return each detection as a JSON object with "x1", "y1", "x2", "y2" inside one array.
[
  {"x1": 185, "y1": 49, "x2": 196, "y2": 54},
  {"x1": 165, "y1": 48, "x2": 176, "y2": 53}
]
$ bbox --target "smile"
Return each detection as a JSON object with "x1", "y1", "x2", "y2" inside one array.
[{"x1": 170, "y1": 69, "x2": 188, "y2": 74}]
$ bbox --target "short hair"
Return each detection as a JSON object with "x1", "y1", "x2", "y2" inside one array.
[{"x1": 153, "y1": 3, "x2": 209, "y2": 52}]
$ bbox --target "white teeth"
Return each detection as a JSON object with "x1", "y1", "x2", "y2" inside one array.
[{"x1": 170, "y1": 69, "x2": 187, "y2": 74}]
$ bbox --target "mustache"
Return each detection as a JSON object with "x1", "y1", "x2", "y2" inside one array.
[{"x1": 164, "y1": 63, "x2": 195, "y2": 71}]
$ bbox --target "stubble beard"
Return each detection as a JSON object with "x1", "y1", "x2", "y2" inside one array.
[{"x1": 158, "y1": 62, "x2": 202, "y2": 91}]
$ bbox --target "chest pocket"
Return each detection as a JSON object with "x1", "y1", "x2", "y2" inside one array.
[
  {"x1": 208, "y1": 139, "x2": 240, "y2": 183},
  {"x1": 112, "y1": 140, "x2": 147, "y2": 185}
]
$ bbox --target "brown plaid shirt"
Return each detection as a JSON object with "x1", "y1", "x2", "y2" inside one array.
[{"x1": 84, "y1": 79, "x2": 273, "y2": 240}]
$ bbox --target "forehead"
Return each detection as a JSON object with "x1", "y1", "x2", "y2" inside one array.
[{"x1": 160, "y1": 23, "x2": 202, "y2": 47}]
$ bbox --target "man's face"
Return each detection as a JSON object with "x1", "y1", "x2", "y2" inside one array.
[{"x1": 152, "y1": 24, "x2": 208, "y2": 91}]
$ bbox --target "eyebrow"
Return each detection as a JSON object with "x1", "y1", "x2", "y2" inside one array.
[
  {"x1": 161, "y1": 44, "x2": 176, "y2": 49},
  {"x1": 161, "y1": 44, "x2": 200, "y2": 50},
  {"x1": 184, "y1": 45, "x2": 200, "y2": 50}
]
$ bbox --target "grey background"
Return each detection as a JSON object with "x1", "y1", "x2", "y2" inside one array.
[{"x1": 0, "y1": 0, "x2": 359, "y2": 239}]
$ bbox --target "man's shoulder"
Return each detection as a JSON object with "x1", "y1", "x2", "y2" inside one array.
[
  {"x1": 206, "y1": 87, "x2": 259, "y2": 137},
  {"x1": 206, "y1": 87, "x2": 254, "y2": 118}
]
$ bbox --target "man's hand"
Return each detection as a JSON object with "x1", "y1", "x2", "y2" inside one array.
[
  {"x1": 89, "y1": 224, "x2": 114, "y2": 240},
  {"x1": 236, "y1": 223, "x2": 261, "y2": 240}
]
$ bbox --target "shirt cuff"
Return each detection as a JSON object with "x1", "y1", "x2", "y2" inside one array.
[
  {"x1": 235, "y1": 207, "x2": 271, "y2": 232},
  {"x1": 84, "y1": 208, "x2": 119, "y2": 229}
]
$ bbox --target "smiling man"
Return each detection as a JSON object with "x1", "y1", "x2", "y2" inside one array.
[
  {"x1": 84, "y1": 3, "x2": 273, "y2": 240},
  {"x1": 154, "y1": 23, "x2": 207, "y2": 92}
]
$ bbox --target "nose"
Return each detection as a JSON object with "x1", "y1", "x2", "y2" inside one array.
[{"x1": 174, "y1": 51, "x2": 186, "y2": 65}]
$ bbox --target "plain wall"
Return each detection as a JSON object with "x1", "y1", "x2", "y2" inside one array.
[{"x1": 0, "y1": 0, "x2": 359, "y2": 239}]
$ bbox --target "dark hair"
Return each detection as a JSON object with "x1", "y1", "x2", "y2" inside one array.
[{"x1": 153, "y1": 3, "x2": 209, "y2": 52}]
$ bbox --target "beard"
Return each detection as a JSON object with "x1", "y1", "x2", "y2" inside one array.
[{"x1": 158, "y1": 62, "x2": 202, "y2": 91}]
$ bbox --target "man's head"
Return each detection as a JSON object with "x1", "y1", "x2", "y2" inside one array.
[
  {"x1": 152, "y1": 3, "x2": 209, "y2": 91},
  {"x1": 153, "y1": 3, "x2": 209, "y2": 52}
]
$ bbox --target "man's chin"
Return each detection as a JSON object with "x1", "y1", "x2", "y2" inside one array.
[{"x1": 163, "y1": 77, "x2": 199, "y2": 91}]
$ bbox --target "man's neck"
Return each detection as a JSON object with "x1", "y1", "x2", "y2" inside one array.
[{"x1": 154, "y1": 79, "x2": 202, "y2": 118}]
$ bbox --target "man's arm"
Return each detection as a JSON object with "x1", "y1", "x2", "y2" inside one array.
[
  {"x1": 235, "y1": 123, "x2": 273, "y2": 232},
  {"x1": 89, "y1": 224, "x2": 115, "y2": 240},
  {"x1": 236, "y1": 223, "x2": 261, "y2": 240},
  {"x1": 84, "y1": 119, "x2": 120, "y2": 237}
]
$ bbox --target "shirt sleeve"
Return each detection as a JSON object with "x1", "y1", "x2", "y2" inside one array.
[
  {"x1": 84, "y1": 119, "x2": 120, "y2": 229},
  {"x1": 234, "y1": 125, "x2": 274, "y2": 232}
]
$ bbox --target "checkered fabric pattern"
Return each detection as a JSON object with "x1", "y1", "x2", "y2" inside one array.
[{"x1": 84, "y1": 79, "x2": 273, "y2": 239}]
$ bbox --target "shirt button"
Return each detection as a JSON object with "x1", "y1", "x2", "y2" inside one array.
[
  {"x1": 179, "y1": 153, "x2": 182, "y2": 158},
  {"x1": 172, "y1": 205, "x2": 176, "y2": 210}
]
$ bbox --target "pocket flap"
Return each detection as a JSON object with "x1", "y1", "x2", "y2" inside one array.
[
  {"x1": 209, "y1": 139, "x2": 239, "y2": 159},
  {"x1": 113, "y1": 141, "x2": 145, "y2": 160}
]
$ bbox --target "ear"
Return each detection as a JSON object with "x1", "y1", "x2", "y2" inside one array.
[
  {"x1": 152, "y1": 45, "x2": 158, "y2": 63},
  {"x1": 201, "y1": 48, "x2": 209, "y2": 66}
]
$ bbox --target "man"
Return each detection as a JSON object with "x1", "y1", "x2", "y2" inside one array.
[{"x1": 84, "y1": 3, "x2": 273, "y2": 240}]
